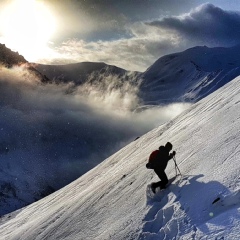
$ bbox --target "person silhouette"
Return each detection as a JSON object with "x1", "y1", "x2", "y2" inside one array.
[{"x1": 146, "y1": 142, "x2": 176, "y2": 193}]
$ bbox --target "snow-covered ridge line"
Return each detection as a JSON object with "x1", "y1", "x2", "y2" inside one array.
[{"x1": 139, "y1": 45, "x2": 240, "y2": 104}]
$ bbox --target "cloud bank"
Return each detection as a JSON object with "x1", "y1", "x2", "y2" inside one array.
[
  {"x1": 44, "y1": 4, "x2": 240, "y2": 72},
  {"x1": 148, "y1": 3, "x2": 240, "y2": 47}
]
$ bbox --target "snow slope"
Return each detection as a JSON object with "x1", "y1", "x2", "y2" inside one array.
[
  {"x1": 140, "y1": 45, "x2": 240, "y2": 104},
  {"x1": 0, "y1": 69, "x2": 240, "y2": 239}
]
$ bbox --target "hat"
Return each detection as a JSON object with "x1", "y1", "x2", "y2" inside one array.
[{"x1": 165, "y1": 142, "x2": 173, "y2": 151}]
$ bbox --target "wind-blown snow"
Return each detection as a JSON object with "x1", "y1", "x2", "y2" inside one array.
[{"x1": 0, "y1": 69, "x2": 239, "y2": 239}]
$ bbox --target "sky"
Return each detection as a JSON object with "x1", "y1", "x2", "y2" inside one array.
[{"x1": 1, "y1": 0, "x2": 240, "y2": 71}]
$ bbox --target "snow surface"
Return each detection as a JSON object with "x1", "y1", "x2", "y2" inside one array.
[
  {"x1": 0, "y1": 68, "x2": 240, "y2": 239},
  {"x1": 140, "y1": 45, "x2": 240, "y2": 104}
]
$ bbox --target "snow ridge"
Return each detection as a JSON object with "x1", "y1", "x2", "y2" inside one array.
[{"x1": 139, "y1": 45, "x2": 240, "y2": 104}]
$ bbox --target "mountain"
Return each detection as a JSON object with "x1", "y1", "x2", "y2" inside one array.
[
  {"x1": 0, "y1": 43, "x2": 49, "y2": 82},
  {"x1": 0, "y1": 44, "x2": 54, "y2": 215},
  {"x1": 35, "y1": 45, "x2": 240, "y2": 106},
  {"x1": 0, "y1": 46, "x2": 140, "y2": 217},
  {"x1": 0, "y1": 70, "x2": 239, "y2": 239},
  {"x1": 1, "y1": 44, "x2": 240, "y2": 219},
  {"x1": 0, "y1": 43, "x2": 27, "y2": 67},
  {"x1": 35, "y1": 62, "x2": 131, "y2": 85},
  {"x1": 139, "y1": 45, "x2": 240, "y2": 104}
]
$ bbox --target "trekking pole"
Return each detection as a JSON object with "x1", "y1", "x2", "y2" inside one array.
[
  {"x1": 174, "y1": 161, "x2": 178, "y2": 176},
  {"x1": 173, "y1": 155, "x2": 182, "y2": 176}
]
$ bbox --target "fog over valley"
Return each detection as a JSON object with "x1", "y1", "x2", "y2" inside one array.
[{"x1": 0, "y1": 62, "x2": 190, "y2": 214}]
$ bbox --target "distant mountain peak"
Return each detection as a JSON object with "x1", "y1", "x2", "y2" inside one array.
[{"x1": 140, "y1": 45, "x2": 240, "y2": 104}]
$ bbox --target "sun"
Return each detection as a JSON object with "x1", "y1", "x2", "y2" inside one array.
[{"x1": 0, "y1": 0, "x2": 56, "y2": 62}]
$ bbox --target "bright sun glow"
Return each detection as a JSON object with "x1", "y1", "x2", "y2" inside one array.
[{"x1": 0, "y1": 0, "x2": 56, "y2": 61}]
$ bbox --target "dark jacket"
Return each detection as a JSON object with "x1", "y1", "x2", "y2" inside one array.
[{"x1": 147, "y1": 145, "x2": 173, "y2": 171}]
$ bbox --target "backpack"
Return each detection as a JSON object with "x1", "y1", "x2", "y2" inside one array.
[
  {"x1": 146, "y1": 150, "x2": 160, "y2": 169},
  {"x1": 146, "y1": 146, "x2": 166, "y2": 169},
  {"x1": 149, "y1": 150, "x2": 159, "y2": 162}
]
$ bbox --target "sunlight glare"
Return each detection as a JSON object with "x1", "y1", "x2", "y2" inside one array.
[{"x1": 0, "y1": 0, "x2": 56, "y2": 61}]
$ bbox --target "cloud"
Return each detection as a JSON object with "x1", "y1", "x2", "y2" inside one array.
[
  {"x1": 43, "y1": 0, "x2": 130, "y2": 42},
  {"x1": 43, "y1": 3, "x2": 240, "y2": 72},
  {"x1": 45, "y1": 22, "x2": 179, "y2": 72},
  {"x1": 0, "y1": 65, "x2": 190, "y2": 191},
  {"x1": 148, "y1": 3, "x2": 240, "y2": 47},
  {"x1": 44, "y1": 0, "x2": 199, "y2": 39},
  {"x1": 2, "y1": 2, "x2": 239, "y2": 72}
]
